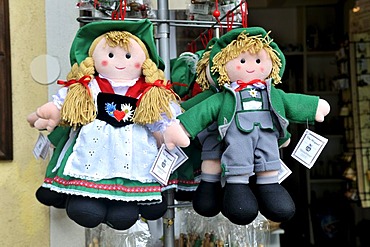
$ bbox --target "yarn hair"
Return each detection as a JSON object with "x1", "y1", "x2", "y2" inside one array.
[
  {"x1": 60, "y1": 57, "x2": 95, "y2": 129},
  {"x1": 133, "y1": 58, "x2": 179, "y2": 125},
  {"x1": 211, "y1": 31, "x2": 282, "y2": 87},
  {"x1": 196, "y1": 48, "x2": 212, "y2": 91}
]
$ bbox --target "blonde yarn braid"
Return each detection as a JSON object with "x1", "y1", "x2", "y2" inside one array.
[
  {"x1": 211, "y1": 31, "x2": 282, "y2": 87},
  {"x1": 133, "y1": 58, "x2": 179, "y2": 125},
  {"x1": 60, "y1": 57, "x2": 96, "y2": 129},
  {"x1": 196, "y1": 49, "x2": 212, "y2": 91}
]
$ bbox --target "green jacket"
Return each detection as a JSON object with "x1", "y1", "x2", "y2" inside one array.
[{"x1": 178, "y1": 81, "x2": 320, "y2": 145}]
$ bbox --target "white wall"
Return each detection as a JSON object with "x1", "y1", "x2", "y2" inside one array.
[
  {"x1": 45, "y1": 1, "x2": 85, "y2": 246},
  {"x1": 46, "y1": 0, "x2": 80, "y2": 99}
]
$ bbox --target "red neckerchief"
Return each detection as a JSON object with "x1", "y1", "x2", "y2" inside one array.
[
  {"x1": 95, "y1": 76, "x2": 146, "y2": 98},
  {"x1": 235, "y1": 79, "x2": 266, "y2": 92},
  {"x1": 191, "y1": 83, "x2": 203, "y2": 98}
]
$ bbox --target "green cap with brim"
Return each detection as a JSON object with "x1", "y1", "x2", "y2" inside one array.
[
  {"x1": 170, "y1": 51, "x2": 202, "y2": 98},
  {"x1": 209, "y1": 26, "x2": 285, "y2": 85},
  {"x1": 69, "y1": 19, "x2": 164, "y2": 70}
]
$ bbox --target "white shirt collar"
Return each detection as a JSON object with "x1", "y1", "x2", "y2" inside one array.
[{"x1": 98, "y1": 74, "x2": 138, "y2": 87}]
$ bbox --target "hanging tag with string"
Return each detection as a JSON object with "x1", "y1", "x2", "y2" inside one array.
[
  {"x1": 33, "y1": 132, "x2": 51, "y2": 160},
  {"x1": 150, "y1": 134, "x2": 188, "y2": 185},
  {"x1": 291, "y1": 119, "x2": 328, "y2": 169},
  {"x1": 150, "y1": 144, "x2": 178, "y2": 185}
]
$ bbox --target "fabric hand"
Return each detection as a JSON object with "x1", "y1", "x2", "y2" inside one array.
[
  {"x1": 162, "y1": 122, "x2": 190, "y2": 150},
  {"x1": 27, "y1": 102, "x2": 61, "y2": 132},
  {"x1": 315, "y1": 99, "x2": 330, "y2": 122}
]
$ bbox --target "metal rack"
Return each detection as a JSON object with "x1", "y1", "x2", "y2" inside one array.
[{"x1": 78, "y1": 1, "x2": 245, "y2": 245}]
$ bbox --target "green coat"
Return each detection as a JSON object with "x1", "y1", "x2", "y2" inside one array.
[{"x1": 178, "y1": 81, "x2": 320, "y2": 146}]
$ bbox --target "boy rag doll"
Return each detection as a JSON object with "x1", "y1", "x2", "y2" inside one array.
[
  {"x1": 168, "y1": 27, "x2": 330, "y2": 225},
  {"x1": 27, "y1": 19, "x2": 189, "y2": 230}
]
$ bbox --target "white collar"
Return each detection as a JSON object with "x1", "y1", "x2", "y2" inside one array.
[{"x1": 98, "y1": 74, "x2": 138, "y2": 87}]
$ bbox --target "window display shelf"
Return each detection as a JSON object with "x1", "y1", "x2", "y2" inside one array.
[{"x1": 348, "y1": 39, "x2": 370, "y2": 209}]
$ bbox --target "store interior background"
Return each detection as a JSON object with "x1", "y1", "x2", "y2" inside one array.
[
  {"x1": 228, "y1": 0, "x2": 370, "y2": 246},
  {"x1": 1, "y1": 0, "x2": 370, "y2": 246},
  {"x1": 161, "y1": 0, "x2": 370, "y2": 246}
]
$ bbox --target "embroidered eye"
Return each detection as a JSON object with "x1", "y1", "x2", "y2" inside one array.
[
  {"x1": 108, "y1": 53, "x2": 114, "y2": 58},
  {"x1": 125, "y1": 53, "x2": 131, "y2": 59},
  {"x1": 256, "y1": 59, "x2": 261, "y2": 64},
  {"x1": 240, "y1": 58, "x2": 246, "y2": 64}
]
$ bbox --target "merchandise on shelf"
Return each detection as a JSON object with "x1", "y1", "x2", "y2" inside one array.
[
  {"x1": 186, "y1": 0, "x2": 243, "y2": 22},
  {"x1": 77, "y1": 0, "x2": 156, "y2": 19},
  {"x1": 175, "y1": 207, "x2": 270, "y2": 247},
  {"x1": 86, "y1": 219, "x2": 152, "y2": 247}
]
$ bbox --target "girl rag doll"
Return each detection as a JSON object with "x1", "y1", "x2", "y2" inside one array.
[
  {"x1": 167, "y1": 27, "x2": 330, "y2": 225},
  {"x1": 27, "y1": 19, "x2": 189, "y2": 230}
]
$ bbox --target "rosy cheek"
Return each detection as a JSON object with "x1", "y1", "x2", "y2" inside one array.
[
  {"x1": 260, "y1": 67, "x2": 265, "y2": 73},
  {"x1": 101, "y1": 60, "x2": 108, "y2": 67},
  {"x1": 236, "y1": 65, "x2": 241, "y2": 70},
  {"x1": 134, "y1": 63, "x2": 141, "y2": 69}
]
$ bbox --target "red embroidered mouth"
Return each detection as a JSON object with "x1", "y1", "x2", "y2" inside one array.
[{"x1": 115, "y1": 66, "x2": 126, "y2": 70}]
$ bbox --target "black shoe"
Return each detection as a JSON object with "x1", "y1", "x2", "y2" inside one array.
[
  {"x1": 35, "y1": 186, "x2": 67, "y2": 209},
  {"x1": 139, "y1": 195, "x2": 168, "y2": 220},
  {"x1": 222, "y1": 183, "x2": 258, "y2": 225},
  {"x1": 253, "y1": 183, "x2": 295, "y2": 222},
  {"x1": 105, "y1": 201, "x2": 139, "y2": 230},
  {"x1": 192, "y1": 180, "x2": 223, "y2": 217},
  {"x1": 66, "y1": 196, "x2": 107, "y2": 228}
]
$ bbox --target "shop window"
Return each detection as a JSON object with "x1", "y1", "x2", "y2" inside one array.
[{"x1": 0, "y1": 0, "x2": 13, "y2": 160}]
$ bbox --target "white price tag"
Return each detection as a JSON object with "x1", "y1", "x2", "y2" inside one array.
[
  {"x1": 33, "y1": 132, "x2": 51, "y2": 160},
  {"x1": 150, "y1": 144, "x2": 178, "y2": 185},
  {"x1": 291, "y1": 129, "x2": 328, "y2": 169},
  {"x1": 170, "y1": 146, "x2": 188, "y2": 173},
  {"x1": 278, "y1": 159, "x2": 292, "y2": 183}
]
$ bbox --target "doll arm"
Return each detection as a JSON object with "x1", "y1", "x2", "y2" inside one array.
[
  {"x1": 315, "y1": 98, "x2": 330, "y2": 122},
  {"x1": 161, "y1": 121, "x2": 190, "y2": 150},
  {"x1": 27, "y1": 87, "x2": 67, "y2": 131},
  {"x1": 275, "y1": 88, "x2": 328, "y2": 124},
  {"x1": 178, "y1": 93, "x2": 223, "y2": 139},
  {"x1": 151, "y1": 122, "x2": 190, "y2": 150},
  {"x1": 27, "y1": 102, "x2": 61, "y2": 132},
  {"x1": 146, "y1": 101, "x2": 190, "y2": 150},
  {"x1": 162, "y1": 94, "x2": 222, "y2": 150},
  {"x1": 180, "y1": 89, "x2": 215, "y2": 110}
]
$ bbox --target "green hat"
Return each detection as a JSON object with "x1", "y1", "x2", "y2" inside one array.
[
  {"x1": 69, "y1": 19, "x2": 164, "y2": 70},
  {"x1": 170, "y1": 51, "x2": 202, "y2": 98},
  {"x1": 209, "y1": 27, "x2": 286, "y2": 86}
]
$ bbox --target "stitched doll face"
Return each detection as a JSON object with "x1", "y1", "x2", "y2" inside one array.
[
  {"x1": 92, "y1": 37, "x2": 146, "y2": 82},
  {"x1": 225, "y1": 48, "x2": 273, "y2": 83}
]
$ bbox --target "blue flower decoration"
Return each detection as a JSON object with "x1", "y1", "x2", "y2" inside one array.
[{"x1": 105, "y1": 102, "x2": 117, "y2": 117}]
